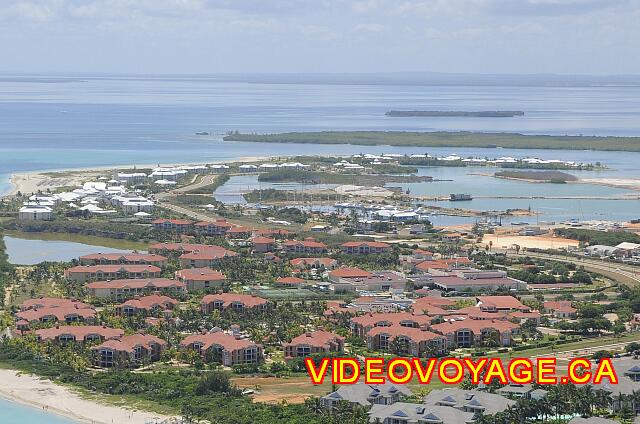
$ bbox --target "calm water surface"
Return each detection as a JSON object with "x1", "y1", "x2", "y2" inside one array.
[
  {"x1": 3, "y1": 236, "x2": 131, "y2": 265},
  {"x1": 0, "y1": 398, "x2": 77, "y2": 424}
]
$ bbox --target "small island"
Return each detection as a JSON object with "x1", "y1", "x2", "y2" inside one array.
[
  {"x1": 494, "y1": 170, "x2": 578, "y2": 183},
  {"x1": 385, "y1": 110, "x2": 525, "y2": 118}
]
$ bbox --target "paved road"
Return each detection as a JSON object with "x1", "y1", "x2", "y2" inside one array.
[{"x1": 515, "y1": 251, "x2": 640, "y2": 286}]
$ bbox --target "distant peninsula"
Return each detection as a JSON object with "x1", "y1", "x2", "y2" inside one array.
[
  {"x1": 385, "y1": 110, "x2": 524, "y2": 117},
  {"x1": 223, "y1": 131, "x2": 640, "y2": 152}
]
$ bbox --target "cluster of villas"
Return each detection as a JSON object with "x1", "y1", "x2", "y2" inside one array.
[
  {"x1": 19, "y1": 180, "x2": 156, "y2": 220},
  {"x1": 317, "y1": 356, "x2": 640, "y2": 424}
]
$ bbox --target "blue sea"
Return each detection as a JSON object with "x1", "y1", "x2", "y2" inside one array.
[
  {"x1": 1, "y1": 74, "x2": 640, "y2": 223},
  {"x1": 0, "y1": 398, "x2": 76, "y2": 424}
]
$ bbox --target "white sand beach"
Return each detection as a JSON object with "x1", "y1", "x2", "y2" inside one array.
[
  {"x1": 2, "y1": 156, "x2": 268, "y2": 198},
  {"x1": 0, "y1": 369, "x2": 176, "y2": 424}
]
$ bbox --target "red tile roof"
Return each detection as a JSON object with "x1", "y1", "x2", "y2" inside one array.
[
  {"x1": 21, "y1": 297, "x2": 91, "y2": 311},
  {"x1": 252, "y1": 236, "x2": 276, "y2": 244},
  {"x1": 226, "y1": 226, "x2": 252, "y2": 234},
  {"x1": 476, "y1": 295, "x2": 527, "y2": 310},
  {"x1": 181, "y1": 331, "x2": 260, "y2": 351},
  {"x1": 367, "y1": 326, "x2": 444, "y2": 343},
  {"x1": 176, "y1": 268, "x2": 225, "y2": 281},
  {"x1": 153, "y1": 219, "x2": 193, "y2": 225},
  {"x1": 341, "y1": 241, "x2": 391, "y2": 248},
  {"x1": 17, "y1": 306, "x2": 96, "y2": 322},
  {"x1": 329, "y1": 267, "x2": 373, "y2": 279},
  {"x1": 36, "y1": 325, "x2": 124, "y2": 341},
  {"x1": 201, "y1": 293, "x2": 268, "y2": 308},
  {"x1": 117, "y1": 294, "x2": 178, "y2": 311},
  {"x1": 87, "y1": 278, "x2": 185, "y2": 290},
  {"x1": 179, "y1": 248, "x2": 237, "y2": 260},
  {"x1": 283, "y1": 240, "x2": 328, "y2": 249},
  {"x1": 79, "y1": 253, "x2": 167, "y2": 263},
  {"x1": 351, "y1": 312, "x2": 432, "y2": 329},
  {"x1": 276, "y1": 276, "x2": 307, "y2": 285},
  {"x1": 195, "y1": 220, "x2": 233, "y2": 228},
  {"x1": 415, "y1": 258, "x2": 473, "y2": 272},
  {"x1": 431, "y1": 319, "x2": 519, "y2": 335},
  {"x1": 93, "y1": 333, "x2": 167, "y2": 353},
  {"x1": 290, "y1": 257, "x2": 338, "y2": 268},
  {"x1": 285, "y1": 330, "x2": 344, "y2": 349},
  {"x1": 66, "y1": 264, "x2": 161, "y2": 274}
]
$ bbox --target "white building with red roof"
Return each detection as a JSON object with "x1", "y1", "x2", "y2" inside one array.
[
  {"x1": 340, "y1": 241, "x2": 391, "y2": 255},
  {"x1": 115, "y1": 294, "x2": 178, "y2": 316},
  {"x1": 65, "y1": 264, "x2": 162, "y2": 283},
  {"x1": 36, "y1": 325, "x2": 124, "y2": 344},
  {"x1": 195, "y1": 219, "x2": 233, "y2": 236},
  {"x1": 284, "y1": 330, "x2": 344, "y2": 358},
  {"x1": 282, "y1": 239, "x2": 328, "y2": 254},
  {"x1": 92, "y1": 333, "x2": 167, "y2": 368},
  {"x1": 178, "y1": 247, "x2": 237, "y2": 268},
  {"x1": 201, "y1": 293, "x2": 268, "y2": 314},
  {"x1": 79, "y1": 253, "x2": 168, "y2": 268},
  {"x1": 152, "y1": 219, "x2": 193, "y2": 233},
  {"x1": 180, "y1": 331, "x2": 263, "y2": 366},
  {"x1": 175, "y1": 268, "x2": 226, "y2": 291},
  {"x1": 290, "y1": 257, "x2": 338, "y2": 270},
  {"x1": 251, "y1": 236, "x2": 276, "y2": 253},
  {"x1": 87, "y1": 278, "x2": 186, "y2": 300}
]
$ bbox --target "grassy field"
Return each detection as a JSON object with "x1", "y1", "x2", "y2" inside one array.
[
  {"x1": 224, "y1": 131, "x2": 640, "y2": 152},
  {"x1": 4, "y1": 230, "x2": 150, "y2": 251}
]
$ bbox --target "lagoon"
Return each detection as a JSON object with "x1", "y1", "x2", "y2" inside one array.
[{"x1": 3, "y1": 236, "x2": 131, "y2": 265}]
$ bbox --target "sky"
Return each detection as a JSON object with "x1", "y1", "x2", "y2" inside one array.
[{"x1": 1, "y1": 0, "x2": 639, "y2": 75}]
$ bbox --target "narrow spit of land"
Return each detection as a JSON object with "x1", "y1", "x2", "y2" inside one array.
[
  {"x1": 223, "y1": 131, "x2": 640, "y2": 152},
  {"x1": 385, "y1": 110, "x2": 525, "y2": 117}
]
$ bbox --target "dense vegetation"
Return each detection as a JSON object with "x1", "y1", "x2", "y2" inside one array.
[
  {"x1": 0, "y1": 231, "x2": 11, "y2": 308},
  {"x1": 494, "y1": 170, "x2": 578, "y2": 183},
  {"x1": 223, "y1": 131, "x2": 640, "y2": 152},
  {"x1": 0, "y1": 339, "x2": 339, "y2": 424},
  {"x1": 555, "y1": 228, "x2": 640, "y2": 246},
  {"x1": 4, "y1": 219, "x2": 151, "y2": 241},
  {"x1": 257, "y1": 169, "x2": 427, "y2": 186}
]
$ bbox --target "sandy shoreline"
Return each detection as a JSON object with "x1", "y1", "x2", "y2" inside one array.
[
  {"x1": 0, "y1": 368, "x2": 175, "y2": 424},
  {"x1": 2, "y1": 156, "x2": 269, "y2": 198}
]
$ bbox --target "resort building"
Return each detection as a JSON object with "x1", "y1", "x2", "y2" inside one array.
[
  {"x1": 201, "y1": 293, "x2": 268, "y2": 314},
  {"x1": 79, "y1": 253, "x2": 168, "y2": 268},
  {"x1": 86, "y1": 278, "x2": 186, "y2": 300},
  {"x1": 290, "y1": 257, "x2": 339, "y2": 270},
  {"x1": 152, "y1": 219, "x2": 193, "y2": 233},
  {"x1": 18, "y1": 205, "x2": 53, "y2": 221},
  {"x1": 20, "y1": 297, "x2": 91, "y2": 311},
  {"x1": 115, "y1": 294, "x2": 178, "y2": 317},
  {"x1": 430, "y1": 319, "x2": 519, "y2": 348},
  {"x1": 282, "y1": 239, "x2": 328, "y2": 254},
  {"x1": 178, "y1": 247, "x2": 237, "y2": 268},
  {"x1": 366, "y1": 326, "x2": 447, "y2": 356},
  {"x1": 368, "y1": 403, "x2": 475, "y2": 424},
  {"x1": 16, "y1": 305, "x2": 96, "y2": 330},
  {"x1": 283, "y1": 330, "x2": 344, "y2": 358},
  {"x1": 329, "y1": 268, "x2": 408, "y2": 293},
  {"x1": 423, "y1": 389, "x2": 515, "y2": 417},
  {"x1": 321, "y1": 382, "x2": 412, "y2": 409},
  {"x1": 64, "y1": 264, "x2": 162, "y2": 283},
  {"x1": 35, "y1": 325, "x2": 124, "y2": 344},
  {"x1": 92, "y1": 333, "x2": 167, "y2": 368},
  {"x1": 175, "y1": 268, "x2": 226, "y2": 291},
  {"x1": 543, "y1": 300, "x2": 577, "y2": 319},
  {"x1": 340, "y1": 241, "x2": 391, "y2": 255},
  {"x1": 251, "y1": 236, "x2": 276, "y2": 253},
  {"x1": 428, "y1": 270, "x2": 526, "y2": 293},
  {"x1": 180, "y1": 331, "x2": 263, "y2": 366},
  {"x1": 195, "y1": 220, "x2": 234, "y2": 236}
]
